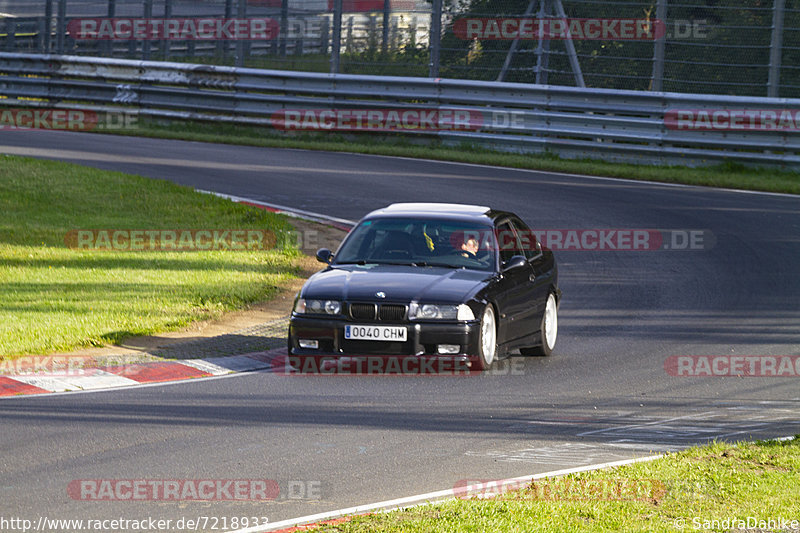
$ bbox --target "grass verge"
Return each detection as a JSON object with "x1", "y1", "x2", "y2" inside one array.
[
  {"x1": 106, "y1": 119, "x2": 800, "y2": 195},
  {"x1": 0, "y1": 154, "x2": 300, "y2": 358},
  {"x1": 299, "y1": 437, "x2": 800, "y2": 532}
]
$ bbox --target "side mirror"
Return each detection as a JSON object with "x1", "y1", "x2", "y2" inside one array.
[
  {"x1": 316, "y1": 248, "x2": 333, "y2": 264},
  {"x1": 502, "y1": 255, "x2": 527, "y2": 271}
]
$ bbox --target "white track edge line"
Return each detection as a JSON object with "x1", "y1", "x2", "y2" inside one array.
[
  {"x1": 197, "y1": 190, "x2": 356, "y2": 226},
  {"x1": 227, "y1": 455, "x2": 665, "y2": 533},
  {"x1": 314, "y1": 151, "x2": 800, "y2": 199},
  {"x1": 232, "y1": 433, "x2": 799, "y2": 533}
]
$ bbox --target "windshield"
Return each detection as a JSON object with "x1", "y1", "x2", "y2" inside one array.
[{"x1": 333, "y1": 217, "x2": 496, "y2": 271}]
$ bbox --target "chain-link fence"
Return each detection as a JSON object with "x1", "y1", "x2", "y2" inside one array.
[{"x1": 1, "y1": 0, "x2": 797, "y2": 97}]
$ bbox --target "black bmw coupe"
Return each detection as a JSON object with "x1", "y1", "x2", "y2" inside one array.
[{"x1": 288, "y1": 203, "x2": 560, "y2": 370}]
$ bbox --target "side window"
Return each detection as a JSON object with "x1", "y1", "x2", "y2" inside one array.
[
  {"x1": 511, "y1": 218, "x2": 541, "y2": 260},
  {"x1": 496, "y1": 222, "x2": 520, "y2": 265}
]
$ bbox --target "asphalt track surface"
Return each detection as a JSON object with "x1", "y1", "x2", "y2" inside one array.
[{"x1": 1, "y1": 130, "x2": 799, "y2": 530}]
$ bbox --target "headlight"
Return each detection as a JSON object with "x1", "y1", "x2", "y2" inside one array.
[
  {"x1": 294, "y1": 299, "x2": 342, "y2": 315},
  {"x1": 410, "y1": 303, "x2": 475, "y2": 320}
]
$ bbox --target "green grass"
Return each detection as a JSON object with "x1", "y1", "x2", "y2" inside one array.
[
  {"x1": 301, "y1": 438, "x2": 800, "y2": 532},
  {"x1": 0, "y1": 155, "x2": 300, "y2": 357},
  {"x1": 112, "y1": 119, "x2": 800, "y2": 195}
]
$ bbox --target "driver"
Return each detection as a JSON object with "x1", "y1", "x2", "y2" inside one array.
[{"x1": 460, "y1": 237, "x2": 479, "y2": 258}]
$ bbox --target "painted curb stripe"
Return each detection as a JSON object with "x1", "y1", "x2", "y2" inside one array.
[
  {"x1": 0, "y1": 376, "x2": 49, "y2": 396},
  {"x1": 104, "y1": 361, "x2": 211, "y2": 383},
  {"x1": 12, "y1": 371, "x2": 139, "y2": 392},
  {"x1": 181, "y1": 359, "x2": 236, "y2": 376}
]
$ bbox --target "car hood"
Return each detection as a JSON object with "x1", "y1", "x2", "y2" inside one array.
[{"x1": 301, "y1": 264, "x2": 491, "y2": 303}]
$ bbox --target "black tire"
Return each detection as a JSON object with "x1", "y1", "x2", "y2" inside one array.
[
  {"x1": 520, "y1": 292, "x2": 558, "y2": 357},
  {"x1": 472, "y1": 305, "x2": 498, "y2": 371}
]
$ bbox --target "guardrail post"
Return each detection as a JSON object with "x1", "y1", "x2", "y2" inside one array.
[
  {"x1": 650, "y1": 0, "x2": 667, "y2": 91},
  {"x1": 235, "y1": 0, "x2": 247, "y2": 67},
  {"x1": 429, "y1": 0, "x2": 442, "y2": 77},
  {"x1": 768, "y1": 0, "x2": 785, "y2": 97},
  {"x1": 56, "y1": 0, "x2": 66, "y2": 54},
  {"x1": 142, "y1": 0, "x2": 152, "y2": 60},
  {"x1": 331, "y1": 0, "x2": 342, "y2": 73},
  {"x1": 44, "y1": 0, "x2": 53, "y2": 52}
]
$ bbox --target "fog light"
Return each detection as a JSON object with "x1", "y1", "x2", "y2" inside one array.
[
  {"x1": 298, "y1": 339, "x2": 319, "y2": 349},
  {"x1": 437, "y1": 344, "x2": 460, "y2": 355}
]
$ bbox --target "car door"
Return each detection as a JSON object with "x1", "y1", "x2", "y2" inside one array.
[
  {"x1": 510, "y1": 217, "x2": 552, "y2": 331},
  {"x1": 492, "y1": 220, "x2": 538, "y2": 342}
]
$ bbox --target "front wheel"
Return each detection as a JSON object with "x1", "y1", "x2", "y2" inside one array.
[
  {"x1": 473, "y1": 305, "x2": 497, "y2": 370},
  {"x1": 520, "y1": 292, "x2": 558, "y2": 357}
]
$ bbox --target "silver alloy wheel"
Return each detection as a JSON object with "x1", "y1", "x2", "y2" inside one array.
[
  {"x1": 479, "y1": 305, "x2": 497, "y2": 368},
  {"x1": 544, "y1": 293, "x2": 558, "y2": 351}
]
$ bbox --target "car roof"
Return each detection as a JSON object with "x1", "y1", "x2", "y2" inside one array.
[{"x1": 364, "y1": 203, "x2": 508, "y2": 223}]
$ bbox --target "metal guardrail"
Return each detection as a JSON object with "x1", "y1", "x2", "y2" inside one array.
[{"x1": 0, "y1": 52, "x2": 798, "y2": 168}]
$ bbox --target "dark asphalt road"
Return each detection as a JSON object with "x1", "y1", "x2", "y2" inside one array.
[{"x1": 1, "y1": 130, "x2": 799, "y2": 530}]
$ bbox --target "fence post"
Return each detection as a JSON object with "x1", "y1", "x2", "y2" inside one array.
[
  {"x1": 163, "y1": 0, "x2": 173, "y2": 60},
  {"x1": 44, "y1": 0, "x2": 53, "y2": 53},
  {"x1": 534, "y1": 0, "x2": 550, "y2": 85},
  {"x1": 429, "y1": 0, "x2": 442, "y2": 77},
  {"x1": 104, "y1": 0, "x2": 116, "y2": 56},
  {"x1": 217, "y1": 0, "x2": 233, "y2": 58},
  {"x1": 37, "y1": 17, "x2": 47, "y2": 52},
  {"x1": 497, "y1": 0, "x2": 536, "y2": 82},
  {"x1": 768, "y1": 0, "x2": 785, "y2": 97},
  {"x1": 142, "y1": 0, "x2": 152, "y2": 60},
  {"x1": 56, "y1": 0, "x2": 66, "y2": 54},
  {"x1": 320, "y1": 16, "x2": 329, "y2": 55},
  {"x1": 280, "y1": 0, "x2": 289, "y2": 57},
  {"x1": 650, "y1": 0, "x2": 667, "y2": 91},
  {"x1": 235, "y1": 0, "x2": 247, "y2": 67},
  {"x1": 382, "y1": 0, "x2": 390, "y2": 54},
  {"x1": 330, "y1": 0, "x2": 342, "y2": 73},
  {"x1": 5, "y1": 19, "x2": 15, "y2": 52}
]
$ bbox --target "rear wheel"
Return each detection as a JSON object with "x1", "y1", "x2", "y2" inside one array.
[
  {"x1": 520, "y1": 292, "x2": 558, "y2": 357},
  {"x1": 473, "y1": 305, "x2": 497, "y2": 370}
]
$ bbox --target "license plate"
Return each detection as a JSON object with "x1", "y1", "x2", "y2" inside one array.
[{"x1": 345, "y1": 325, "x2": 407, "y2": 342}]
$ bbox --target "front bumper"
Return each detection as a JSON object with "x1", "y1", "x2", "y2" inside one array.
[{"x1": 288, "y1": 316, "x2": 481, "y2": 358}]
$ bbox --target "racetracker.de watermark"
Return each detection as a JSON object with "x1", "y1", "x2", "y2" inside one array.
[
  {"x1": 68, "y1": 479, "x2": 321, "y2": 501},
  {"x1": 665, "y1": 109, "x2": 800, "y2": 131},
  {"x1": 282, "y1": 355, "x2": 526, "y2": 376},
  {"x1": 272, "y1": 109, "x2": 482, "y2": 132},
  {"x1": 453, "y1": 18, "x2": 665, "y2": 40},
  {"x1": 67, "y1": 18, "x2": 279, "y2": 40},
  {"x1": 665, "y1": 355, "x2": 800, "y2": 377},
  {"x1": 451, "y1": 229, "x2": 714, "y2": 252},
  {"x1": 453, "y1": 477, "x2": 667, "y2": 501},
  {"x1": 0, "y1": 109, "x2": 137, "y2": 131},
  {"x1": 64, "y1": 229, "x2": 277, "y2": 251},
  {"x1": 0, "y1": 355, "x2": 142, "y2": 377}
]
